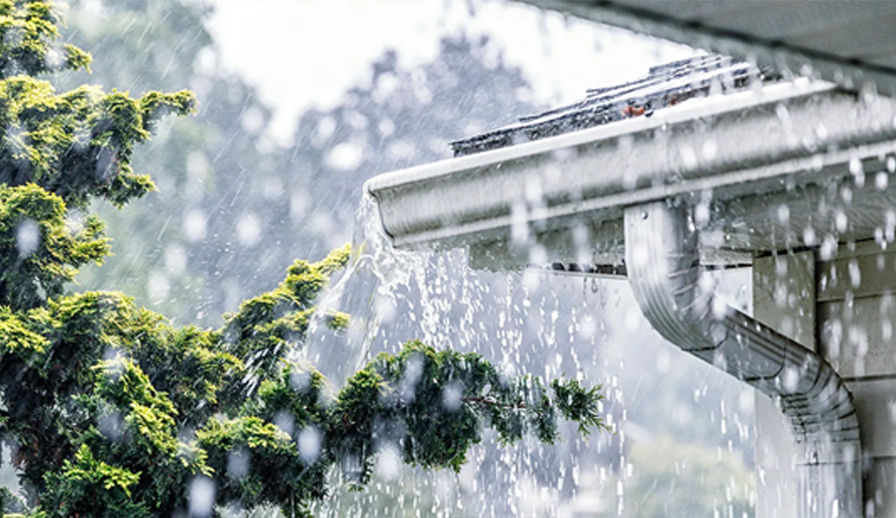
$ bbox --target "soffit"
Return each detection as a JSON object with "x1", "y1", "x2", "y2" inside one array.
[{"x1": 521, "y1": 1, "x2": 896, "y2": 96}]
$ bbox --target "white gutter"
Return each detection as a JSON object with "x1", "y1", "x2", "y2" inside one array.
[
  {"x1": 625, "y1": 201, "x2": 861, "y2": 518},
  {"x1": 366, "y1": 82, "x2": 896, "y2": 255}
]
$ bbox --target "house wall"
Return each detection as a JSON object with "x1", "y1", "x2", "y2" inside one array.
[
  {"x1": 754, "y1": 243, "x2": 896, "y2": 517},
  {"x1": 818, "y1": 242, "x2": 896, "y2": 517}
]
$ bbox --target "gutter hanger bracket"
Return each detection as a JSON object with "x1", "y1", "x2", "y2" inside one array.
[{"x1": 624, "y1": 201, "x2": 862, "y2": 518}]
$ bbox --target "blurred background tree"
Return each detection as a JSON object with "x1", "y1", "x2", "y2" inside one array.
[{"x1": 57, "y1": 0, "x2": 536, "y2": 328}]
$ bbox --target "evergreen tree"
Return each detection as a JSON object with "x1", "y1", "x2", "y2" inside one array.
[{"x1": 0, "y1": 2, "x2": 604, "y2": 516}]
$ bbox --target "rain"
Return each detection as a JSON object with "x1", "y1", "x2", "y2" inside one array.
[{"x1": 1, "y1": 1, "x2": 895, "y2": 517}]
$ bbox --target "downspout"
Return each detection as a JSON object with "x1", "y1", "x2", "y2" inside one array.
[{"x1": 624, "y1": 201, "x2": 862, "y2": 518}]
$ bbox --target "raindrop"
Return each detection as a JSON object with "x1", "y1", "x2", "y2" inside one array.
[
  {"x1": 510, "y1": 201, "x2": 529, "y2": 245},
  {"x1": 182, "y1": 208, "x2": 207, "y2": 241},
  {"x1": 849, "y1": 156, "x2": 865, "y2": 188},
  {"x1": 188, "y1": 476, "x2": 215, "y2": 518},
  {"x1": 326, "y1": 142, "x2": 365, "y2": 171},
  {"x1": 819, "y1": 235, "x2": 837, "y2": 261},
  {"x1": 164, "y1": 244, "x2": 187, "y2": 275},
  {"x1": 524, "y1": 176, "x2": 543, "y2": 203},
  {"x1": 399, "y1": 354, "x2": 424, "y2": 403},
  {"x1": 803, "y1": 226, "x2": 816, "y2": 246},
  {"x1": 886, "y1": 210, "x2": 896, "y2": 242},
  {"x1": 680, "y1": 146, "x2": 698, "y2": 169},
  {"x1": 298, "y1": 427, "x2": 322, "y2": 464},
  {"x1": 240, "y1": 106, "x2": 264, "y2": 134},
  {"x1": 848, "y1": 259, "x2": 861, "y2": 288},
  {"x1": 711, "y1": 297, "x2": 729, "y2": 320},
  {"x1": 782, "y1": 367, "x2": 799, "y2": 392},
  {"x1": 378, "y1": 118, "x2": 395, "y2": 138},
  {"x1": 290, "y1": 371, "x2": 313, "y2": 396},
  {"x1": 274, "y1": 412, "x2": 295, "y2": 436},
  {"x1": 15, "y1": 218, "x2": 39, "y2": 258},
  {"x1": 227, "y1": 448, "x2": 250, "y2": 480},
  {"x1": 849, "y1": 325, "x2": 869, "y2": 376},
  {"x1": 811, "y1": 155, "x2": 824, "y2": 172},
  {"x1": 840, "y1": 185, "x2": 853, "y2": 204},
  {"x1": 375, "y1": 442, "x2": 401, "y2": 480},
  {"x1": 98, "y1": 411, "x2": 122, "y2": 442},
  {"x1": 147, "y1": 271, "x2": 170, "y2": 302},
  {"x1": 313, "y1": 116, "x2": 336, "y2": 143},
  {"x1": 236, "y1": 212, "x2": 261, "y2": 246},
  {"x1": 695, "y1": 202, "x2": 710, "y2": 226},
  {"x1": 777, "y1": 204, "x2": 790, "y2": 223},
  {"x1": 775, "y1": 103, "x2": 792, "y2": 131},
  {"x1": 835, "y1": 211, "x2": 848, "y2": 233},
  {"x1": 442, "y1": 380, "x2": 464, "y2": 412},
  {"x1": 701, "y1": 139, "x2": 717, "y2": 161},
  {"x1": 529, "y1": 243, "x2": 547, "y2": 265}
]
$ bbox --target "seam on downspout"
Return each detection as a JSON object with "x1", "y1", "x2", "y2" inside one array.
[{"x1": 624, "y1": 201, "x2": 862, "y2": 518}]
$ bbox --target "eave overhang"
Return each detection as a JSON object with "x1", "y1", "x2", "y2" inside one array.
[{"x1": 518, "y1": 0, "x2": 896, "y2": 99}]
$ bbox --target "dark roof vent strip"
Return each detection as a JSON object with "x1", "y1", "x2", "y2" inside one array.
[{"x1": 451, "y1": 55, "x2": 778, "y2": 157}]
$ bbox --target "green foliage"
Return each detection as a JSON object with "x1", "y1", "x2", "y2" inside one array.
[
  {"x1": 222, "y1": 244, "x2": 350, "y2": 380},
  {"x1": 196, "y1": 415, "x2": 324, "y2": 516},
  {"x1": 0, "y1": 305, "x2": 47, "y2": 355},
  {"x1": 550, "y1": 378, "x2": 604, "y2": 436},
  {"x1": 0, "y1": 2, "x2": 606, "y2": 517},
  {"x1": 0, "y1": 0, "x2": 91, "y2": 79},
  {"x1": 93, "y1": 358, "x2": 179, "y2": 455},
  {"x1": 0, "y1": 252, "x2": 604, "y2": 516},
  {"x1": 0, "y1": 76, "x2": 194, "y2": 209},
  {"x1": 0, "y1": 183, "x2": 107, "y2": 310},
  {"x1": 42, "y1": 444, "x2": 148, "y2": 518},
  {"x1": 330, "y1": 341, "x2": 607, "y2": 480}
]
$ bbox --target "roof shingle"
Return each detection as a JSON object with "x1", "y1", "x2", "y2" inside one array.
[{"x1": 450, "y1": 55, "x2": 779, "y2": 157}]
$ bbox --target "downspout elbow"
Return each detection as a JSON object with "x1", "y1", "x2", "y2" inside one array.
[{"x1": 624, "y1": 201, "x2": 861, "y2": 518}]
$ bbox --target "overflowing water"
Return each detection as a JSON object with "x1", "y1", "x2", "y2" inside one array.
[
  {"x1": 298, "y1": 192, "x2": 756, "y2": 517},
  {"x1": 302, "y1": 193, "x2": 423, "y2": 386}
]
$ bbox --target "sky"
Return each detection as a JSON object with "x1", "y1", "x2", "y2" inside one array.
[{"x1": 207, "y1": 0, "x2": 696, "y2": 141}]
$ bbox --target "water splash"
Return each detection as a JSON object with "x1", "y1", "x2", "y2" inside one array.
[
  {"x1": 301, "y1": 192, "x2": 758, "y2": 517},
  {"x1": 301, "y1": 192, "x2": 422, "y2": 386}
]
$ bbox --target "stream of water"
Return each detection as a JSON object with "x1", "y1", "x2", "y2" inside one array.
[{"x1": 301, "y1": 193, "x2": 756, "y2": 517}]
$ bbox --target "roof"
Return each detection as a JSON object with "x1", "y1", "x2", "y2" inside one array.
[
  {"x1": 365, "y1": 2, "x2": 896, "y2": 271},
  {"x1": 519, "y1": 0, "x2": 896, "y2": 98},
  {"x1": 450, "y1": 55, "x2": 778, "y2": 156}
]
